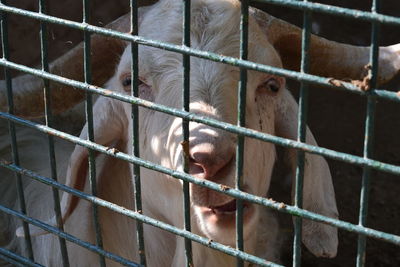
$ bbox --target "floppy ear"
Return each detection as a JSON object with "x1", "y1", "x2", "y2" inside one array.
[
  {"x1": 275, "y1": 88, "x2": 338, "y2": 258},
  {"x1": 16, "y1": 97, "x2": 127, "y2": 237}
]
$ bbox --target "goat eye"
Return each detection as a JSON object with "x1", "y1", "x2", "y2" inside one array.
[
  {"x1": 256, "y1": 77, "x2": 282, "y2": 96},
  {"x1": 122, "y1": 76, "x2": 131, "y2": 87},
  {"x1": 262, "y1": 78, "x2": 280, "y2": 93},
  {"x1": 121, "y1": 75, "x2": 144, "y2": 92}
]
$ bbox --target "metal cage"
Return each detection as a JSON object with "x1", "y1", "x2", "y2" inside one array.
[{"x1": 0, "y1": 0, "x2": 399, "y2": 266}]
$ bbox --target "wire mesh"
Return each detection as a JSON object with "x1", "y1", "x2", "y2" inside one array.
[{"x1": 0, "y1": 0, "x2": 399, "y2": 266}]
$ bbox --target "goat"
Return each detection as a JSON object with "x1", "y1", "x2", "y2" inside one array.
[{"x1": 1, "y1": 0, "x2": 400, "y2": 266}]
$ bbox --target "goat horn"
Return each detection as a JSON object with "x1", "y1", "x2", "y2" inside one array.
[
  {"x1": 0, "y1": 7, "x2": 149, "y2": 119},
  {"x1": 250, "y1": 8, "x2": 400, "y2": 85}
]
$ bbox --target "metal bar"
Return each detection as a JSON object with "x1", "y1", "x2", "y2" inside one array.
[
  {"x1": 1, "y1": 123, "x2": 400, "y2": 247},
  {"x1": 82, "y1": 1, "x2": 106, "y2": 266},
  {"x1": 0, "y1": 254, "x2": 26, "y2": 267},
  {"x1": 0, "y1": 5, "x2": 398, "y2": 102},
  {"x1": 0, "y1": 248, "x2": 44, "y2": 267},
  {"x1": 0, "y1": 0, "x2": 398, "y2": 265},
  {"x1": 236, "y1": 1, "x2": 248, "y2": 266},
  {"x1": 0, "y1": 206, "x2": 142, "y2": 267},
  {"x1": 293, "y1": 1, "x2": 312, "y2": 266},
  {"x1": 182, "y1": 0, "x2": 193, "y2": 266},
  {"x1": 0, "y1": 0, "x2": 34, "y2": 260},
  {"x1": 251, "y1": 0, "x2": 400, "y2": 26},
  {"x1": 0, "y1": 69, "x2": 399, "y2": 176},
  {"x1": 356, "y1": 0, "x2": 380, "y2": 266},
  {"x1": 38, "y1": 0, "x2": 70, "y2": 265},
  {"x1": 130, "y1": 0, "x2": 146, "y2": 265},
  {"x1": 0, "y1": 254, "x2": 27, "y2": 267},
  {"x1": 0, "y1": 0, "x2": 399, "y2": 29}
]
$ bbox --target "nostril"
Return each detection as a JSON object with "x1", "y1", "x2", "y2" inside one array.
[
  {"x1": 189, "y1": 150, "x2": 234, "y2": 179},
  {"x1": 190, "y1": 152, "x2": 214, "y2": 169},
  {"x1": 189, "y1": 158, "x2": 206, "y2": 176}
]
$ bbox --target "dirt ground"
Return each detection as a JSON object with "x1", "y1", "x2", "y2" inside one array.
[{"x1": 1, "y1": 0, "x2": 399, "y2": 266}]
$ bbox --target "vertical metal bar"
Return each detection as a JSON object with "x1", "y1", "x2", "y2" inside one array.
[
  {"x1": 38, "y1": 0, "x2": 69, "y2": 266},
  {"x1": 293, "y1": 1, "x2": 311, "y2": 266},
  {"x1": 182, "y1": 0, "x2": 193, "y2": 266},
  {"x1": 0, "y1": 0, "x2": 34, "y2": 260},
  {"x1": 356, "y1": 0, "x2": 380, "y2": 266},
  {"x1": 130, "y1": 1, "x2": 147, "y2": 265},
  {"x1": 82, "y1": 1, "x2": 106, "y2": 266},
  {"x1": 236, "y1": 1, "x2": 248, "y2": 267}
]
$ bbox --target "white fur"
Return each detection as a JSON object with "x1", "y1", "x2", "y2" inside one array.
[{"x1": 1, "y1": 0, "x2": 340, "y2": 266}]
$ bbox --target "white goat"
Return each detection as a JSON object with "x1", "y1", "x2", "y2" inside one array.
[{"x1": 1, "y1": 0, "x2": 400, "y2": 266}]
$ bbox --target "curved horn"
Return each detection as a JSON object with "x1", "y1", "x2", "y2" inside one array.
[
  {"x1": 0, "y1": 7, "x2": 150, "y2": 118},
  {"x1": 250, "y1": 8, "x2": 400, "y2": 85}
]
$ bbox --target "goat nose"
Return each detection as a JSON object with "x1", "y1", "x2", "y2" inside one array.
[{"x1": 189, "y1": 143, "x2": 234, "y2": 180}]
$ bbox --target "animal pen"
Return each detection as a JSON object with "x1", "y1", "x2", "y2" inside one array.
[{"x1": 0, "y1": 0, "x2": 399, "y2": 266}]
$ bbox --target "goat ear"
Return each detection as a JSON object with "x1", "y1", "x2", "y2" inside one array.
[
  {"x1": 16, "y1": 97, "x2": 126, "y2": 237},
  {"x1": 275, "y1": 89, "x2": 338, "y2": 258}
]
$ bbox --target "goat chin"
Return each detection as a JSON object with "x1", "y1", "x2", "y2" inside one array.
[{"x1": 194, "y1": 204, "x2": 259, "y2": 246}]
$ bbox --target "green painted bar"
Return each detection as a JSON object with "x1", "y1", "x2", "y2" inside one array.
[
  {"x1": 82, "y1": 1, "x2": 106, "y2": 266},
  {"x1": 0, "y1": 0, "x2": 399, "y2": 265},
  {"x1": 0, "y1": 4, "x2": 398, "y2": 102},
  {"x1": 0, "y1": 61, "x2": 398, "y2": 176},
  {"x1": 251, "y1": 0, "x2": 400, "y2": 26},
  {"x1": 0, "y1": 254, "x2": 26, "y2": 267},
  {"x1": 356, "y1": 0, "x2": 380, "y2": 266},
  {"x1": 0, "y1": 248, "x2": 43, "y2": 267},
  {"x1": 0, "y1": 0, "x2": 34, "y2": 260},
  {"x1": 38, "y1": 1, "x2": 70, "y2": 265},
  {"x1": 1, "y1": 118, "x2": 400, "y2": 247},
  {"x1": 130, "y1": 1, "x2": 146, "y2": 265},
  {"x1": 236, "y1": 1, "x2": 248, "y2": 266},
  {"x1": 182, "y1": 0, "x2": 193, "y2": 266},
  {"x1": 293, "y1": 1, "x2": 312, "y2": 266}
]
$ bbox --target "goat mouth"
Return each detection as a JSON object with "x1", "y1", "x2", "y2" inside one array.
[
  {"x1": 198, "y1": 199, "x2": 255, "y2": 227},
  {"x1": 208, "y1": 199, "x2": 250, "y2": 214}
]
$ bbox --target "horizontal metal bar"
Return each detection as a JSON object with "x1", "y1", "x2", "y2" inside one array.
[
  {"x1": 2, "y1": 0, "x2": 400, "y2": 31},
  {"x1": 0, "y1": 247, "x2": 43, "y2": 267},
  {"x1": 0, "y1": 61, "x2": 399, "y2": 176},
  {"x1": 1, "y1": 130, "x2": 400, "y2": 246},
  {"x1": 0, "y1": 6, "x2": 398, "y2": 102},
  {"x1": 0, "y1": 254, "x2": 27, "y2": 267},
  {"x1": 0, "y1": 179, "x2": 281, "y2": 267},
  {"x1": 0, "y1": 82, "x2": 399, "y2": 177},
  {"x1": 0, "y1": 206, "x2": 141, "y2": 267},
  {"x1": 252, "y1": 0, "x2": 400, "y2": 26}
]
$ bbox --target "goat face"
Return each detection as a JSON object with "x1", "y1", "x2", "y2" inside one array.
[
  {"x1": 112, "y1": 0, "x2": 285, "y2": 246},
  {"x1": 108, "y1": 0, "x2": 338, "y2": 255}
]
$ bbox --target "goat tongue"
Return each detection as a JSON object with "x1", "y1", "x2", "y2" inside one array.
[{"x1": 211, "y1": 199, "x2": 237, "y2": 213}]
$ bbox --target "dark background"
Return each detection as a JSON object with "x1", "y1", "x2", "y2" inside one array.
[{"x1": 1, "y1": 1, "x2": 400, "y2": 266}]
